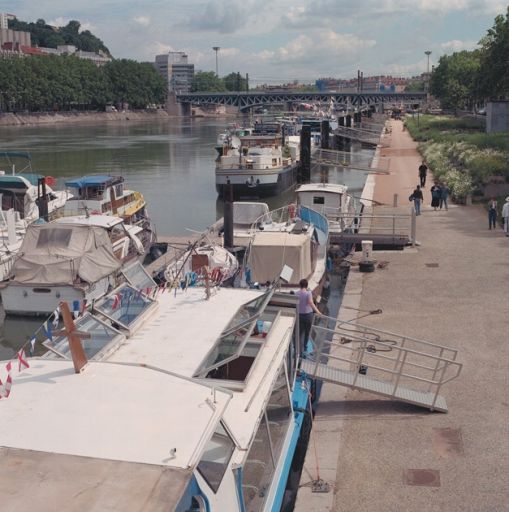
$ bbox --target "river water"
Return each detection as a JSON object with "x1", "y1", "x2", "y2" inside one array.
[{"x1": 0, "y1": 117, "x2": 371, "y2": 359}]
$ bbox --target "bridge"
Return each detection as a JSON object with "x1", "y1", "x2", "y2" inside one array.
[{"x1": 175, "y1": 91, "x2": 426, "y2": 112}]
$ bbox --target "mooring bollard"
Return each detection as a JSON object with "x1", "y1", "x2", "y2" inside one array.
[
  {"x1": 393, "y1": 193, "x2": 398, "y2": 207},
  {"x1": 359, "y1": 240, "x2": 375, "y2": 273}
]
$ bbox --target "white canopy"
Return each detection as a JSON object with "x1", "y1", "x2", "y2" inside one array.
[
  {"x1": 11, "y1": 223, "x2": 121, "y2": 285},
  {"x1": 248, "y1": 231, "x2": 312, "y2": 285}
]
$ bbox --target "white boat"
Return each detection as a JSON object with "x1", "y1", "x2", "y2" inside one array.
[
  {"x1": 244, "y1": 204, "x2": 329, "y2": 295},
  {"x1": 164, "y1": 243, "x2": 239, "y2": 286},
  {"x1": 0, "y1": 215, "x2": 149, "y2": 316},
  {"x1": 0, "y1": 280, "x2": 312, "y2": 511},
  {"x1": 0, "y1": 209, "x2": 23, "y2": 282},
  {"x1": 296, "y1": 182, "x2": 356, "y2": 235},
  {"x1": 215, "y1": 122, "x2": 300, "y2": 198}
]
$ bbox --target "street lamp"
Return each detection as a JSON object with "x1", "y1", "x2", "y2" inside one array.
[
  {"x1": 424, "y1": 50, "x2": 432, "y2": 92},
  {"x1": 212, "y1": 46, "x2": 220, "y2": 77}
]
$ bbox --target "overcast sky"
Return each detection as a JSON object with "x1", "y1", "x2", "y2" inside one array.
[{"x1": 9, "y1": 0, "x2": 506, "y2": 84}]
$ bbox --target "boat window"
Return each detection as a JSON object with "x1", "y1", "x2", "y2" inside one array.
[
  {"x1": 195, "y1": 291, "x2": 274, "y2": 378},
  {"x1": 197, "y1": 422, "x2": 235, "y2": 493},
  {"x1": 121, "y1": 262, "x2": 156, "y2": 291},
  {"x1": 36, "y1": 228, "x2": 72, "y2": 249},
  {"x1": 313, "y1": 196, "x2": 325, "y2": 205},
  {"x1": 266, "y1": 364, "x2": 292, "y2": 461},
  {"x1": 242, "y1": 414, "x2": 274, "y2": 510},
  {"x1": 94, "y1": 284, "x2": 155, "y2": 330},
  {"x1": 43, "y1": 312, "x2": 124, "y2": 360}
]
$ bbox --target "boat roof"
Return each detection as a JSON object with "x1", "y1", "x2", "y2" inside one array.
[
  {"x1": 0, "y1": 150, "x2": 32, "y2": 161},
  {"x1": 0, "y1": 359, "x2": 231, "y2": 469},
  {"x1": 65, "y1": 175, "x2": 123, "y2": 188},
  {"x1": 55, "y1": 214, "x2": 124, "y2": 229},
  {"x1": 297, "y1": 183, "x2": 348, "y2": 194},
  {"x1": 0, "y1": 173, "x2": 43, "y2": 188}
]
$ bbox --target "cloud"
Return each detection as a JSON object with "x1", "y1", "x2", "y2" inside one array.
[
  {"x1": 440, "y1": 39, "x2": 478, "y2": 52},
  {"x1": 47, "y1": 16, "x2": 94, "y2": 32},
  {"x1": 133, "y1": 16, "x2": 151, "y2": 27},
  {"x1": 187, "y1": 0, "x2": 253, "y2": 33}
]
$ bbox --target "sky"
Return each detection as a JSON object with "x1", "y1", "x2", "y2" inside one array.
[{"x1": 8, "y1": 0, "x2": 507, "y2": 84}]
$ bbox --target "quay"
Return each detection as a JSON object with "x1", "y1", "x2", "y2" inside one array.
[{"x1": 295, "y1": 120, "x2": 509, "y2": 511}]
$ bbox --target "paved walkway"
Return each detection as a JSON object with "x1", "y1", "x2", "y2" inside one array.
[{"x1": 295, "y1": 120, "x2": 509, "y2": 512}]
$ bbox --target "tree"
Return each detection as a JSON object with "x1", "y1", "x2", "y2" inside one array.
[
  {"x1": 430, "y1": 51, "x2": 481, "y2": 110},
  {"x1": 478, "y1": 6, "x2": 509, "y2": 98},
  {"x1": 191, "y1": 71, "x2": 226, "y2": 92},
  {"x1": 223, "y1": 72, "x2": 248, "y2": 91}
]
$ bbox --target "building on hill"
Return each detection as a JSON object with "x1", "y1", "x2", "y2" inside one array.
[{"x1": 154, "y1": 51, "x2": 194, "y2": 94}]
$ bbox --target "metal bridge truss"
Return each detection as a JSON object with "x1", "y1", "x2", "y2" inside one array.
[{"x1": 176, "y1": 92, "x2": 426, "y2": 111}]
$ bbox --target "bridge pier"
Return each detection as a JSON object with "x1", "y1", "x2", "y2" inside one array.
[{"x1": 166, "y1": 92, "x2": 191, "y2": 117}]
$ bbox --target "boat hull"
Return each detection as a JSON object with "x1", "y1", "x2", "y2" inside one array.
[
  {"x1": 1, "y1": 276, "x2": 113, "y2": 316},
  {"x1": 216, "y1": 164, "x2": 298, "y2": 198}
]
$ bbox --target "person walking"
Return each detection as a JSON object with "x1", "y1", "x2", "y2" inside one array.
[
  {"x1": 296, "y1": 278, "x2": 321, "y2": 354},
  {"x1": 488, "y1": 197, "x2": 497, "y2": 230},
  {"x1": 502, "y1": 197, "x2": 509, "y2": 236},
  {"x1": 440, "y1": 184, "x2": 450, "y2": 210},
  {"x1": 418, "y1": 161, "x2": 428, "y2": 187},
  {"x1": 430, "y1": 182, "x2": 441, "y2": 211},
  {"x1": 411, "y1": 185, "x2": 423, "y2": 215}
]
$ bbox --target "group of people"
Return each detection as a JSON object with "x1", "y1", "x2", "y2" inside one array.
[
  {"x1": 411, "y1": 162, "x2": 449, "y2": 215},
  {"x1": 488, "y1": 196, "x2": 509, "y2": 235}
]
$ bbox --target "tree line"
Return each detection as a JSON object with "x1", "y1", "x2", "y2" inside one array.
[
  {"x1": 0, "y1": 55, "x2": 166, "y2": 112},
  {"x1": 192, "y1": 71, "x2": 249, "y2": 92},
  {"x1": 431, "y1": 7, "x2": 509, "y2": 109}
]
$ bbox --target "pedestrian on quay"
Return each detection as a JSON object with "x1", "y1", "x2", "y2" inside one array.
[
  {"x1": 411, "y1": 185, "x2": 423, "y2": 215},
  {"x1": 488, "y1": 197, "x2": 498, "y2": 230},
  {"x1": 418, "y1": 161, "x2": 428, "y2": 187},
  {"x1": 502, "y1": 197, "x2": 509, "y2": 236},
  {"x1": 440, "y1": 183, "x2": 450, "y2": 210},
  {"x1": 430, "y1": 182, "x2": 441, "y2": 211},
  {"x1": 296, "y1": 278, "x2": 321, "y2": 354}
]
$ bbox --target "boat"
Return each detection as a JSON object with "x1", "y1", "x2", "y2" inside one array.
[
  {"x1": 0, "y1": 209, "x2": 23, "y2": 282},
  {"x1": 164, "y1": 242, "x2": 239, "y2": 287},
  {"x1": 296, "y1": 182, "x2": 356, "y2": 235},
  {"x1": 215, "y1": 122, "x2": 300, "y2": 198},
  {"x1": 0, "y1": 215, "x2": 150, "y2": 316},
  {"x1": 215, "y1": 123, "x2": 253, "y2": 156},
  {"x1": 243, "y1": 204, "x2": 329, "y2": 295},
  {"x1": 63, "y1": 175, "x2": 155, "y2": 246},
  {"x1": 0, "y1": 279, "x2": 312, "y2": 511}
]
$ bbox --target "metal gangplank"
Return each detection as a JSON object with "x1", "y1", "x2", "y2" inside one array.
[
  {"x1": 311, "y1": 148, "x2": 390, "y2": 174},
  {"x1": 300, "y1": 316, "x2": 462, "y2": 412}
]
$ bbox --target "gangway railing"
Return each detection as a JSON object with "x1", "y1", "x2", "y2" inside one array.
[
  {"x1": 300, "y1": 315, "x2": 462, "y2": 412},
  {"x1": 311, "y1": 148, "x2": 390, "y2": 174}
]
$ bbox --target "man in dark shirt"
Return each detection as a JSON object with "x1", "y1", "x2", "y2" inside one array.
[
  {"x1": 412, "y1": 185, "x2": 424, "y2": 215},
  {"x1": 418, "y1": 162, "x2": 428, "y2": 187}
]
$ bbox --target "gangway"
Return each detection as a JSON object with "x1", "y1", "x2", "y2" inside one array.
[
  {"x1": 300, "y1": 316, "x2": 462, "y2": 412},
  {"x1": 333, "y1": 126, "x2": 387, "y2": 146},
  {"x1": 311, "y1": 148, "x2": 390, "y2": 174}
]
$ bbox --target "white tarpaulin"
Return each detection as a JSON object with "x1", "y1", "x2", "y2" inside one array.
[
  {"x1": 248, "y1": 231, "x2": 312, "y2": 285},
  {"x1": 11, "y1": 223, "x2": 121, "y2": 285}
]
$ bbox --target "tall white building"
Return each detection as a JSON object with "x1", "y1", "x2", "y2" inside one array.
[
  {"x1": 0, "y1": 13, "x2": 15, "y2": 29},
  {"x1": 154, "y1": 51, "x2": 194, "y2": 94}
]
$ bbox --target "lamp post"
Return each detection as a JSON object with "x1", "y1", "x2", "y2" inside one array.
[
  {"x1": 424, "y1": 50, "x2": 432, "y2": 92},
  {"x1": 212, "y1": 46, "x2": 220, "y2": 77}
]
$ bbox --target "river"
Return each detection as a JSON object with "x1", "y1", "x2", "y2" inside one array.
[{"x1": 0, "y1": 117, "x2": 371, "y2": 359}]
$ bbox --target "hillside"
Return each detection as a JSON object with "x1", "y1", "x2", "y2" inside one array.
[{"x1": 8, "y1": 18, "x2": 110, "y2": 56}]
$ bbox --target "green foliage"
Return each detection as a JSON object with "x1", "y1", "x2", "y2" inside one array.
[
  {"x1": 430, "y1": 51, "x2": 481, "y2": 109},
  {"x1": 406, "y1": 115, "x2": 509, "y2": 199},
  {"x1": 0, "y1": 55, "x2": 166, "y2": 112},
  {"x1": 478, "y1": 6, "x2": 509, "y2": 98},
  {"x1": 191, "y1": 71, "x2": 226, "y2": 92},
  {"x1": 8, "y1": 17, "x2": 110, "y2": 56},
  {"x1": 223, "y1": 72, "x2": 248, "y2": 91},
  {"x1": 405, "y1": 81, "x2": 425, "y2": 92}
]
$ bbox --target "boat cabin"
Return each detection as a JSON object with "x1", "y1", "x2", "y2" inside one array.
[{"x1": 297, "y1": 183, "x2": 348, "y2": 213}]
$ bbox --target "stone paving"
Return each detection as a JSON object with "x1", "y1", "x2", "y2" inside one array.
[{"x1": 295, "y1": 120, "x2": 509, "y2": 512}]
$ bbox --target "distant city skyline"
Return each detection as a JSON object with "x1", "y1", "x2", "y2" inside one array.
[{"x1": 8, "y1": 0, "x2": 505, "y2": 83}]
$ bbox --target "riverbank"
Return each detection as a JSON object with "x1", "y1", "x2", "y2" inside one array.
[
  {"x1": 0, "y1": 109, "x2": 173, "y2": 127},
  {"x1": 295, "y1": 119, "x2": 509, "y2": 512}
]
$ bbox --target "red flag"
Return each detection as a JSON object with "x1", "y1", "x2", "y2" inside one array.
[{"x1": 17, "y1": 348, "x2": 29, "y2": 372}]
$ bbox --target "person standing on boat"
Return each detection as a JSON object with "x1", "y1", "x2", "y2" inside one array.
[
  {"x1": 488, "y1": 197, "x2": 497, "y2": 230},
  {"x1": 418, "y1": 161, "x2": 428, "y2": 187},
  {"x1": 411, "y1": 185, "x2": 423, "y2": 216},
  {"x1": 296, "y1": 279, "x2": 321, "y2": 354},
  {"x1": 502, "y1": 197, "x2": 509, "y2": 236}
]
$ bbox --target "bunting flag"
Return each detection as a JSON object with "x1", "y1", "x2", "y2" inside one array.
[
  {"x1": 112, "y1": 293, "x2": 122, "y2": 310},
  {"x1": 0, "y1": 361, "x2": 13, "y2": 399},
  {"x1": 72, "y1": 300, "x2": 81, "y2": 318},
  {"x1": 42, "y1": 320, "x2": 53, "y2": 342},
  {"x1": 80, "y1": 299, "x2": 87, "y2": 316},
  {"x1": 29, "y1": 337, "x2": 36, "y2": 356},
  {"x1": 52, "y1": 307, "x2": 60, "y2": 328},
  {"x1": 17, "y1": 348, "x2": 29, "y2": 372}
]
